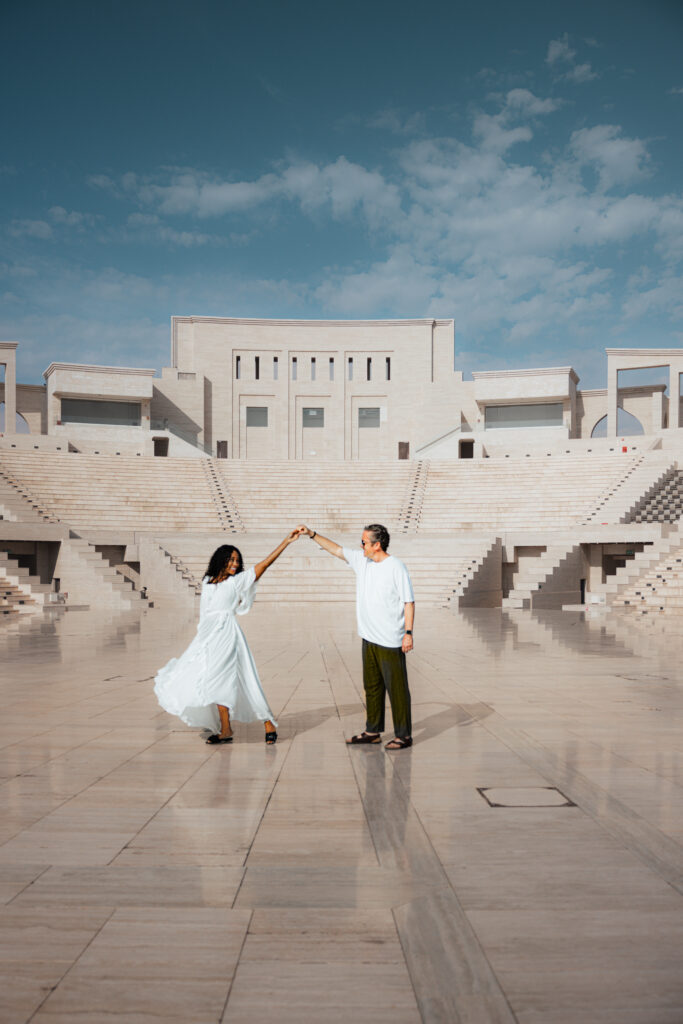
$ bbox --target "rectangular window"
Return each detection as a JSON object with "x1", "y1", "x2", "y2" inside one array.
[
  {"x1": 348, "y1": 357, "x2": 353, "y2": 381},
  {"x1": 311, "y1": 357, "x2": 316, "y2": 382},
  {"x1": 386, "y1": 357, "x2": 391, "y2": 381},
  {"x1": 303, "y1": 407, "x2": 324, "y2": 428},
  {"x1": 255, "y1": 356, "x2": 260, "y2": 380},
  {"x1": 359, "y1": 407, "x2": 380, "y2": 428},
  {"x1": 484, "y1": 403, "x2": 564, "y2": 430},
  {"x1": 246, "y1": 407, "x2": 268, "y2": 427},
  {"x1": 292, "y1": 357, "x2": 298, "y2": 381},
  {"x1": 329, "y1": 357, "x2": 335, "y2": 381},
  {"x1": 273, "y1": 356, "x2": 279, "y2": 381},
  {"x1": 61, "y1": 399, "x2": 141, "y2": 427},
  {"x1": 235, "y1": 355, "x2": 241, "y2": 380},
  {"x1": 367, "y1": 357, "x2": 372, "y2": 381}
]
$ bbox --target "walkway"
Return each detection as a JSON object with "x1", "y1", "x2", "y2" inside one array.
[{"x1": 1, "y1": 603, "x2": 682, "y2": 1022}]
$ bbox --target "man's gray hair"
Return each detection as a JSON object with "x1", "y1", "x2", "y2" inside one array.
[{"x1": 364, "y1": 523, "x2": 390, "y2": 552}]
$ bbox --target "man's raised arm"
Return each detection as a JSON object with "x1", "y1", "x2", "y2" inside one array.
[{"x1": 296, "y1": 524, "x2": 345, "y2": 560}]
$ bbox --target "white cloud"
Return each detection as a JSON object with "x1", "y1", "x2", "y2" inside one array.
[
  {"x1": 668, "y1": 86, "x2": 683, "y2": 95},
  {"x1": 565, "y1": 62, "x2": 598, "y2": 84},
  {"x1": 546, "y1": 34, "x2": 598, "y2": 84},
  {"x1": 7, "y1": 219, "x2": 53, "y2": 239},
  {"x1": 622, "y1": 274, "x2": 683, "y2": 321},
  {"x1": 570, "y1": 125, "x2": 650, "y2": 190},
  {"x1": 48, "y1": 206, "x2": 99, "y2": 228},
  {"x1": 546, "y1": 34, "x2": 576, "y2": 65},
  {"x1": 367, "y1": 108, "x2": 425, "y2": 135},
  {"x1": 314, "y1": 247, "x2": 437, "y2": 314},
  {"x1": 109, "y1": 157, "x2": 402, "y2": 232},
  {"x1": 504, "y1": 89, "x2": 560, "y2": 115}
]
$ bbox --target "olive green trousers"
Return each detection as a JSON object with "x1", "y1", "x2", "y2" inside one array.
[{"x1": 362, "y1": 639, "x2": 412, "y2": 739}]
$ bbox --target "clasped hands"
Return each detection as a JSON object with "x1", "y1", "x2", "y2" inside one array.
[{"x1": 284, "y1": 524, "x2": 313, "y2": 544}]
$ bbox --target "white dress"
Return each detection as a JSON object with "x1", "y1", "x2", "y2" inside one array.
[{"x1": 154, "y1": 567, "x2": 277, "y2": 733}]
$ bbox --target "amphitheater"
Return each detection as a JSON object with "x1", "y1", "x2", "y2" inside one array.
[{"x1": 1, "y1": 326, "x2": 683, "y2": 1022}]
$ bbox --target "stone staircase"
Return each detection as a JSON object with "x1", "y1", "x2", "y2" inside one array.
[
  {"x1": 613, "y1": 540, "x2": 683, "y2": 613},
  {"x1": 0, "y1": 570, "x2": 40, "y2": 615},
  {"x1": 630, "y1": 470, "x2": 683, "y2": 523},
  {"x1": 153, "y1": 533, "x2": 501, "y2": 608},
  {"x1": 589, "y1": 525, "x2": 683, "y2": 606},
  {"x1": 60, "y1": 534, "x2": 143, "y2": 610},
  {"x1": 0, "y1": 551, "x2": 53, "y2": 607},
  {"x1": 398, "y1": 461, "x2": 429, "y2": 533},
  {"x1": 503, "y1": 543, "x2": 582, "y2": 610},
  {"x1": 0, "y1": 468, "x2": 58, "y2": 524},
  {"x1": 581, "y1": 452, "x2": 675, "y2": 525}
]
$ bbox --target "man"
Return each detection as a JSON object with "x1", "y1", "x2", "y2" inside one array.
[{"x1": 298, "y1": 522, "x2": 415, "y2": 750}]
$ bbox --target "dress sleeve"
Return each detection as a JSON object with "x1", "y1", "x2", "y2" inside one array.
[
  {"x1": 235, "y1": 567, "x2": 257, "y2": 615},
  {"x1": 342, "y1": 548, "x2": 363, "y2": 573}
]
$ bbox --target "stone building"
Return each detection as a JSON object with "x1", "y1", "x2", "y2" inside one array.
[{"x1": 1, "y1": 322, "x2": 681, "y2": 459}]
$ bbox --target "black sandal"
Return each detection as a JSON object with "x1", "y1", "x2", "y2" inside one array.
[
  {"x1": 385, "y1": 737, "x2": 412, "y2": 750},
  {"x1": 206, "y1": 734, "x2": 233, "y2": 744},
  {"x1": 265, "y1": 730, "x2": 277, "y2": 744},
  {"x1": 347, "y1": 732, "x2": 381, "y2": 744}
]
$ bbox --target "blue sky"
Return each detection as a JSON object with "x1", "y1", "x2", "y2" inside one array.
[{"x1": 2, "y1": 0, "x2": 682, "y2": 388}]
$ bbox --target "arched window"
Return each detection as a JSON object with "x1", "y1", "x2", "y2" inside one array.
[
  {"x1": 0, "y1": 404, "x2": 30, "y2": 433},
  {"x1": 591, "y1": 409, "x2": 644, "y2": 438}
]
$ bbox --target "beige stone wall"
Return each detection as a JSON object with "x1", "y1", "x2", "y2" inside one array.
[
  {"x1": 44, "y1": 363, "x2": 155, "y2": 434},
  {"x1": 170, "y1": 317, "x2": 459, "y2": 460},
  {"x1": 577, "y1": 385, "x2": 666, "y2": 437}
]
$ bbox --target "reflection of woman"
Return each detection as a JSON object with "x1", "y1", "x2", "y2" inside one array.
[{"x1": 154, "y1": 531, "x2": 300, "y2": 745}]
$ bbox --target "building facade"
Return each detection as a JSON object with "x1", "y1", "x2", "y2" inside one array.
[{"x1": 0, "y1": 321, "x2": 681, "y2": 459}]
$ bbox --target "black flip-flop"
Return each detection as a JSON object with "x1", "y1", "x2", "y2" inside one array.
[
  {"x1": 265, "y1": 730, "x2": 278, "y2": 744},
  {"x1": 206, "y1": 734, "x2": 233, "y2": 744}
]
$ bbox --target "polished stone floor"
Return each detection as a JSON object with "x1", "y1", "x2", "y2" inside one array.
[{"x1": 1, "y1": 602, "x2": 682, "y2": 1023}]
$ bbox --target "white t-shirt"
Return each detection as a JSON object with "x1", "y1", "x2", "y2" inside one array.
[{"x1": 342, "y1": 548, "x2": 415, "y2": 649}]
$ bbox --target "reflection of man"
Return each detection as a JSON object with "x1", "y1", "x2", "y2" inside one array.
[{"x1": 298, "y1": 522, "x2": 415, "y2": 749}]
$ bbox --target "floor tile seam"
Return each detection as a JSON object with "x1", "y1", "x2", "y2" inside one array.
[
  {"x1": 104, "y1": 743, "x2": 220, "y2": 866},
  {"x1": 327, "y1": 636, "x2": 366, "y2": 705},
  {"x1": 0, "y1": 725, "x2": 137, "y2": 791},
  {"x1": 235, "y1": 684, "x2": 307, "y2": 898},
  {"x1": 479, "y1": 713, "x2": 683, "y2": 895},
  {"x1": 349, "y1": 740, "x2": 518, "y2": 1020},
  {"x1": 0, "y1": 736, "x2": 174, "y2": 855},
  {"x1": 323, "y1": 636, "x2": 383, "y2": 868},
  {"x1": 517, "y1": 723, "x2": 683, "y2": 794},
  {"x1": 219, "y1": 908, "x2": 253, "y2": 1022},
  {"x1": 391, "y1": 892, "x2": 519, "y2": 1024},
  {"x1": 4, "y1": 864, "x2": 52, "y2": 907},
  {"x1": 345, "y1": 747, "x2": 388, "y2": 870},
  {"x1": 24, "y1": 905, "x2": 117, "y2": 1023}
]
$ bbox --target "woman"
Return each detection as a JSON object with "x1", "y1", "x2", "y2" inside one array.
[{"x1": 154, "y1": 530, "x2": 300, "y2": 744}]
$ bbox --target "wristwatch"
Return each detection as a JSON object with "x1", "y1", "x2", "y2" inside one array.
[{"x1": 405, "y1": 630, "x2": 412, "y2": 635}]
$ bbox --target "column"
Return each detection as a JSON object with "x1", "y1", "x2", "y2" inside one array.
[
  {"x1": 0, "y1": 343, "x2": 18, "y2": 435},
  {"x1": 606, "y1": 358, "x2": 619, "y2": 437},
  {"x1": 669, "y1": 365, "x2": 680, "y2": 431}
]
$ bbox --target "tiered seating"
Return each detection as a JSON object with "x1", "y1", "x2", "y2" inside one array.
[
  {"x1": 216, "y1": 461, "x2": 416, "y2": 533},
  {"x1": 615, "y1": 545, "x2": 683, "y2": 613},
  {"x1": 1, "y1": 450, "x2": 647, "y2": 537},
  {"x1": 418, "y1": 453, "x2": 641, "y2": 531},
  {"x1": 632, "y1": 471, "x2": 683, "y2": 523},
  {"x1": 156, "y1": 534, "x2": 499, "y2": 606},
  {"x1": 0, "y1": 452, "x2": 227, "y2": 532},
  {"x1": 0, "y1": 571, "x2": 38, "y2": 615}
]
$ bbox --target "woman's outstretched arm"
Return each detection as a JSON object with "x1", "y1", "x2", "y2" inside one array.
[{"x1": 253, "y1": 529, "x2": 300, "y2": 581}]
